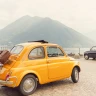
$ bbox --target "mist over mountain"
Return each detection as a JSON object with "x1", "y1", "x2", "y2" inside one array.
[
  {"x1": 0, "y1": 15, "x2": 95, "y2": 47},
  {"x1": 84, "y1": 32, "x2": 96, "y2": 42}
]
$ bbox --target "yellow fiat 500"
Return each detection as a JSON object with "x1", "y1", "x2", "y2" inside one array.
[{"x1": 0, "y1": 40, "x2": 80, "y2": 96}]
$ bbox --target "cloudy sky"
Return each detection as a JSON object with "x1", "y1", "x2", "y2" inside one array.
[{"x1": 0, "y1": 0, "x2": 96, "y2": 33}]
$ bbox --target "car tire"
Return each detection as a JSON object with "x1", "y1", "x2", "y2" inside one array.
[
  {"x1": 19, "y1": 75, "x2": 37, "y2": 96},
  {"x1": 93, "y1": 58, "x2": 95, "y2": 60},
  {"x1": 84, "y1": 54, "x2": 89, "y2": 60},
  {"x1": 71, "y1": 67, "x2": 79, "y2": 83}
]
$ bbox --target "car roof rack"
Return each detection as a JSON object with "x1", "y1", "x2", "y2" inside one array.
[{"x1": 28, "y1": 40, "x2": 48, "y2": 43}]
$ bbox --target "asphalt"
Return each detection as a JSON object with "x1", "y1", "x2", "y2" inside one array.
[{"x1": 0, "y1": 58, "x2": 96, "y2": 96}]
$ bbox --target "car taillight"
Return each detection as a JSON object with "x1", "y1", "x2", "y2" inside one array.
[{"x1": 5, "y1": 74, "x2": 10, "y2": 81}]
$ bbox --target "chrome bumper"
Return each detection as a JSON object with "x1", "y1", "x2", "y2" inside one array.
[
  {"x1": 0, "y1": 80, "x2": 13, "y2": 85},
  {"x1": 0, "y1": 76, "x2": 17, "y2": 87}
]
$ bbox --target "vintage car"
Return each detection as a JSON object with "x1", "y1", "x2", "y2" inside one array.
[
  {"x1": 0, "y1": 40, "x2": 81, "y2": 96},
  {"x1": 84, "y1": 46, "x2": 96, "y2": 60}
]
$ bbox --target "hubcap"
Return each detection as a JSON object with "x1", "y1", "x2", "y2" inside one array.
[
  {"x1": 85, "y1": 55, "x2": 88, "y2": 59},
  {"x1": 23, "y1": 78, "x2": 35, "y2": 93},
  {"x1": 75, "y1": 69, "x2": 79, "y2": 81}
]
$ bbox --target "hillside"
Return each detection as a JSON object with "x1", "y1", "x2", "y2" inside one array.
[
  {"x1": 0, "y1": 15, "x2": 43, "y2": 44},
  {"x1": 0, "y1": 15, "x2": 95, "y2": 47}
]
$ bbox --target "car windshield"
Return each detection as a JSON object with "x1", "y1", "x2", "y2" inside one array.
[{"x1": 10, "y1": 45, "x2": 23, "y2": 54}]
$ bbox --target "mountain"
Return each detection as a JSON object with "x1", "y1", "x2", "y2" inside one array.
[
  {"x1": 0, "y1": 15, "x2": 95, "y2": 47},
  {"x1": 0, "y1": 15, "x2": 43, "y2": 44}
]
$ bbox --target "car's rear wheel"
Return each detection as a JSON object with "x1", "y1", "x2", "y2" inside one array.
[
  {"x1": 93, "y1": 58, "x2": 95, "y2": 60},
  {"x1": 71, "y1": 67, "x2": 79, "y2": 83},
  {"x1": 84, "y1": 54, "x2": 89, "y2": 60},
  {"x1": 19, "y1": 75, "x2": 37, "y2": 96}
]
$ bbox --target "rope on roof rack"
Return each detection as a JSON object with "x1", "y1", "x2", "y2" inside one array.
[{"x1": 28, "y1": 40, "x2": 48, "y2": 43}]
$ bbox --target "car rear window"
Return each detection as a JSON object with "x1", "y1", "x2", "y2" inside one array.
[{"x1": 10, "y1": 45, "x2": 23, "y2": 54}]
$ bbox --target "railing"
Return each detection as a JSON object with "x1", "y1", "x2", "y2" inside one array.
[
  {"x1": 0, "y1": 45, "x2": 12, "y2": 51},
  {"x1": 64, "y1": 48, "x2": 90, "y2": 55},
  {"x1": 0, "y1": 45, "x2": 90, "y2": 55}
]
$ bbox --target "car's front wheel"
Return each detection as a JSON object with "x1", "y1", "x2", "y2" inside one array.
[
  {"x1": 84, "y1": 54, "x2": 89, "y2": 60},
  {"x1": 71, "y1": 67, "x2": 79, "y2": 83},
  {"x1": 19, "y1": 75, "x2": 37, "y2": 96}
]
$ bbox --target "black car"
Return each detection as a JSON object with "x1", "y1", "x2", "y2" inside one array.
[{"x1": 84, "y1": 46, "x2": 96, "y2": 60}]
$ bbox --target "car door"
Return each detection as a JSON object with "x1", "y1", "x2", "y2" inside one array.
[
  {"x1": 22, "y1": 46, "x2": 48, "y2": 83},
  {"x1": 46, "y1": 46, "x2": 70, "y2": 79},
  {"x1": 89, "y1": 46, "x2": 96, "y2": 58}
]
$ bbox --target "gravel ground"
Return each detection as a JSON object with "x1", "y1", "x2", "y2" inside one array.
[{"x1": 0, "y1": 58, "x2": 96, "y2": 96}]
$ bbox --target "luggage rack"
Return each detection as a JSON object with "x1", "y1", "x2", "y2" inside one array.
[{"x1": 28, "y1": 40, "x2": 48, "y2": 43}]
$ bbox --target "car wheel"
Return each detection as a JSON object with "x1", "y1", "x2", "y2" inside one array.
[
  {"x1": 93, "y1": 58, "x2": 95, "y2": 60},
  {"x1": 71, "y1": 67, "x2": 79, "y2": 83},
  {"x1": 19, "y1": 75, "x2": 37, "y2": 96},
  {"x1": 84, "y1": 55, "x2": 89, "y2": 60}
]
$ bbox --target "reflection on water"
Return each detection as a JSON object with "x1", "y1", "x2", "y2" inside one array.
[{"x1": 64, "y1": 48, "x2": 90, "y2": 54}]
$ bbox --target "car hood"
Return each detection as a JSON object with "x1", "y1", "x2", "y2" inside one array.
[
  {"x1": 84, "y1": 51, "x2": 91, "y2": 54},
  {"x1": 69, "y1": 57, "x2": 75, "y2": 61},
  {"x1": 0, "y1": 54, "x2": 18, "y2": 80}
]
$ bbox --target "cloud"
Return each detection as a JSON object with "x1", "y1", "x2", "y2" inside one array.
[
  {"x1": 0, "y1": 0, "x2": 96, "y2": 33},
  {"x1": 0, "y1": 0, "x2": 19, "y2": 28}
]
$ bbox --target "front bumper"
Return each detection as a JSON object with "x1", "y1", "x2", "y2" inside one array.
[{"x1": 0, "y1": 80, "x2": 13, "y2": 85}]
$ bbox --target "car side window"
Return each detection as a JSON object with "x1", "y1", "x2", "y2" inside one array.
[
  {"x1": 29, "y1": 47, "x2": 45, "y2": 59},
  {"x1": 91, "y1": 47, "x2": 96, "y2": 51},
  {"x1": 47, "y1": 46, "x2": 64, "y2": 57}
]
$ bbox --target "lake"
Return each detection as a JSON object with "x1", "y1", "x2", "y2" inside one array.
[
  {"x1": 0, "y1": 45, "x2": 90, "y2": 55},
  {"x1": 64, "y1": 48, "x2": 90, "y2": 55}
]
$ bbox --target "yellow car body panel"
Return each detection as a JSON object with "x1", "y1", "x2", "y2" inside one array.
[{"x1": 0, "y1": 42, "x2": 80, "y2": 87}]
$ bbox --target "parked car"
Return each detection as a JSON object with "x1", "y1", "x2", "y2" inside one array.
[
  {"x1": 0, "y1": 40, "x2": 81, "y2": 96},
  {"x1": 84, "y1": 46, "x2": 96, "y2": 60}
]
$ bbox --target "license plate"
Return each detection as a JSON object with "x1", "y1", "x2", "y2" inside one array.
[{"x1": 0, "y1": 67, "x2": 2, "y2": 70}]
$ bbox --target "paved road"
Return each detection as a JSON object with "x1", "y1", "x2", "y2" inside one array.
[{"x1": 0, "y1": 58, "x2": 96, "y2": 96}]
